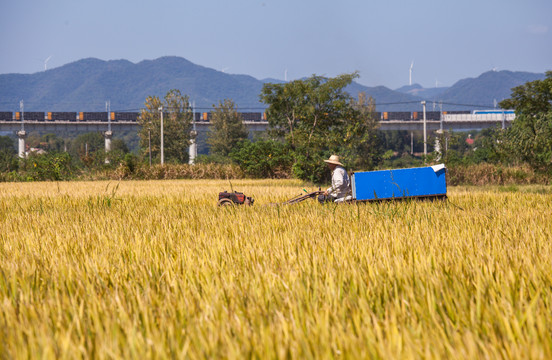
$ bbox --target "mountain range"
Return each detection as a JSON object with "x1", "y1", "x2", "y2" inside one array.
[{"x1": 0, "y1": 56, "x2": 546, "y2": 112}]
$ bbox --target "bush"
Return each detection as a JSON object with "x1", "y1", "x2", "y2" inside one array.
[
  {"x1": 195, "y1": 154, "x2": 233, "y2": 165},
  {"x1": 291, "y1": 151, "x2": 331, "y2": 184},
  {"x1": 380, "y1": 152, "x2": 424, "y2": 170},
  {"x1": 447, "y1": 163, "x2": 550, "y2": 186},
  {"x1": 22, "y1": 152, "x2": 74, "y2": 181},
  {"x1": 230, "y1": 140, "x2": 293, "y2": 178},
  {"x1": 0, "y1": 150, "x2": 18, "y2": 173},
  {"x1": 113, "y1": 153, "x2": 139, "y2": 178}
]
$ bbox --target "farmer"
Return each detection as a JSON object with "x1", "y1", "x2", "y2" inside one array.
[{"x1": 318, "y1": 155, "x2": 350, "y2": 204}]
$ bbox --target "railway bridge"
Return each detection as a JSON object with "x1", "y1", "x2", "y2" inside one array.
[
  {"x1": 0, "y1": 116, "x2": 513, "y2": 134},
  {"x1": 0, "y1": 112, "x2": 514, "y2": 159}
]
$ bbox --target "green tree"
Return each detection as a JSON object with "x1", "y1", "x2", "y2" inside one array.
[
  {"x1": 0, "y1": 135, "x2": 15, "y2": 153},
  {"x1": 499, "y1": 71, "x2": 552, "y2": 117},
  {"x1": 503, "y1": 113, "x2": 552, "y2": 172},
  {"x1": 379, "y1": 130, "x2": 422, "y2": 154},
  {"x1": 0, "y1": 135, "x2": 17, "y2": 172},
  {"x1": 111, "y1": 139, "x2": 129, "y2": 154},
  {"x1": 68, "y1": 132, "x2": 104, "y2": 167},
  {"x1": 469, "y1": 128, "x2": 505, "y2": 164},
  {"x1": 260, "y1": 73, "x2": 382, "y2": 182},
  {"x1": 27, "y1": 133, "x2": 65, "y2": 152},
  {"x1": 261, "y1": 74, "x2": 357, "y2": 150},
  {"x1": 23, "y1": 152, "x2": 73, "y2": 181},
  {"x1": 41, "y1": 133, "x2": 65, "y2": 152},
  {"x1": 138, "y1": 89, "x2": 192, "y2": 164},
  {"x1": 499, "y1": 71, "x2": 552, "y2": 172},
  {"x1": 207, "y1": 99, "x2": 248, "y2": 157},
  {"x1": 229, "y1": 139, "x2": 293, "y2": 178},
  {"x1": 344, "y1": 92, "x2": 382, "y2": 170}
]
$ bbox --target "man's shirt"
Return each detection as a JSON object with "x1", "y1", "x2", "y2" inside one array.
[{"x1": 327, "y1": 166, "x2": 350, "y2": 198}]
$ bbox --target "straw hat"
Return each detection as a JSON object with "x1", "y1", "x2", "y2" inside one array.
[{"x1": 323, "y1": 155, "x2": 343, "y2": 166}]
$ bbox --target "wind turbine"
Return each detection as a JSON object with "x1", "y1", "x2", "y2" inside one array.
[
  {"x1": 409, "y1": 61, "x2": 414, "y2": 86},
  {"x1": 44, "y1": 55, "x2": 52, "y2": 71}
]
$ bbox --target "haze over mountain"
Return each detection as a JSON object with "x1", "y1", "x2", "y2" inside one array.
[
  {"x1": 0, "y1": 56, "x2": 546, "y2": 113},
  {"x1": 395, "y1": 84, "x2": 449, "y2": 99},
  {"x1": 435, "y1": 70, "x2": 545, "y2": 107}
]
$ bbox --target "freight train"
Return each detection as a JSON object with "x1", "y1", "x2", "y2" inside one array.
[
  {"x1": 0, "y1": 110, "x2": 500, "y2": 122},
  {"x1": 0, "y1": 111, "x2": 268, "y2": 122}
]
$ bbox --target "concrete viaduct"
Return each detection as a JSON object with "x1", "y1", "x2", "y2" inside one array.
[{"x1": 0, "y1": 117, "x2": 512, "y2": 134}]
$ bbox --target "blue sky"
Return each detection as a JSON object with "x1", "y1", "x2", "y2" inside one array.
[{"x1": 0, "y1": 0, "x2": 550, "y2": 89}]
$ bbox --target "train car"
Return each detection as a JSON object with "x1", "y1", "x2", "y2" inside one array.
[
  {"x1": 15, "y1": 112, "x2": 45, "y2": 121},
  {"x1": 0, "y1": 112, "x2": 13, "y2": 121},
  {"x1": 80, "y1": 112, "x2": 108, "y2": 121},
  {"x1": 240, "y1": 112, "x2": 263, "y2": 122},
  {"x1": 114, "y1": 112, "x2": 139, "y2": 122},
  {"x1": 444, "y1": 110, "x2": 471, "y2": 115},
  {"x1": 387, "y1": 112, "x2": 412, "y2": 121},
  {"x1": 473, "y1": 109, "x2": 515, "y2": 115},
  {"x1": 426, "y1": 111, "x2": 441, "y2": 120},
  {"x1": 48, "y1": 112, "x2": 77, "y2": 121}
]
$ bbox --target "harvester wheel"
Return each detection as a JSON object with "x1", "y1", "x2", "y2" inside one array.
[{"x1": 217, "y1": 198, "x2": 235, "y2": 206}]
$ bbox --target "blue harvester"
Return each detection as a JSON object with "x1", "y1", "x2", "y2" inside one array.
[{"x1": 351, "y1": 164, "x2": 447, "y2": 201}]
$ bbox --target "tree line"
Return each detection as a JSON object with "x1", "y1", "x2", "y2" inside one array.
[{"x1": 0, "y1": 71, "x2": 550, "y2": 182}]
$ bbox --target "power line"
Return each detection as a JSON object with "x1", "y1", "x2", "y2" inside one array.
[
  {"x1": 373, "y1": 101, "x2": 421, "y2": 106},
  {"x1": 437, "y1": 102, "x2": 496, "y2": 109},
  {"x1": 372, "y1": 101, "x2": 497, "y2": 109},
  {"x1": 0, "y1": 100, "x2": 501, "y2": 111}
]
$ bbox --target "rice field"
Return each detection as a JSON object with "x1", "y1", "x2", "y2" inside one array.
[{"x1": 1, "y1": 180, "x2": 551, "y2": 359}]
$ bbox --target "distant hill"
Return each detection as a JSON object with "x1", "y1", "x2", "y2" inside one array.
[
  {"x1": 0, "y1": 57, "x2": 266, "y2": 111},
  {"x1": 394, "y1": 71, "x2": 546, "y2": 110},
  {"x1": 0, "y1": 56, "x2": 421, "y2": 111},
  {"x1": 0, "y1": 57, "x2": 546, "y2": 112},
  {"x1": 346, "y1": 83, "x2": 422, "y2": 111},
  {"x1": 436, "y1": 70, "x2": 545, "y2": 107}
]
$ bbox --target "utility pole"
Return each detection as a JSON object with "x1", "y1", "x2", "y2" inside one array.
[
  {"x1": 17, "y1": 100, "x2": 27, "y2": 158},
  {"x1": 435, "y1": 101, "x2": 444, "y2": 162},
  {"x1": 148, "y1": 129, "x2": 152, "y2": 166},
  {"x1": 107, "y1": 100, "x2": 111, "y2": 133},
  {"x1": 104, "y1": 100, "x2": 112, "y2": 164},
  {"x1": 159, "y1": 106, "x2": 164, "y2": 165},
  {"x1": 422, "y1": 100, "x2": 427, "y2": 163},
  {"x1": 189, "y1": 101, "x2": 197, "y2": 165},
  {"x1": 439, "y1": 101, "x2": 443, "y2": 132}
]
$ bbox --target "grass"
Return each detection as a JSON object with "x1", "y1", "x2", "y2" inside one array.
[{"x1": 1, "y1": 180, "x2": 551, "y2": 359}]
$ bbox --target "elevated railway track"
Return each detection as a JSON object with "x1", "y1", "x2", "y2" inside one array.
[{"x1": 0, "y1": 111, "x2": 514, "y2": 133}]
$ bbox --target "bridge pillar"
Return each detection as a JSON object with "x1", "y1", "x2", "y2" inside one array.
[
  {"x1": 17, "y1": 130, "x2": 27, "y2": 158},
  {"x1": 434, "y1": 129, "x2": 444, "y2": 162},
  {"x1": 189, "y1": 130, "x2": 198, "y2": 165},
  {"x1": 104, "y1": 130, "x2": 113, "y2": 164}
]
